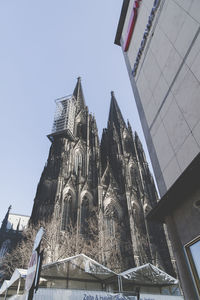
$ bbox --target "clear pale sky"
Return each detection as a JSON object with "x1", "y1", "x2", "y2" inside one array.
[{"x1": 0, "y1": 0, "x2": 153, "y2": 224}]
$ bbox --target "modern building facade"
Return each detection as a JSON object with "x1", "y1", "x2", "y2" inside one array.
[
  {"x1": 29, "y1": 78, "x2": 174, "y2": 275},
  {"x1": 115, "y1": 0, "x2": 200, "y2": 298}
]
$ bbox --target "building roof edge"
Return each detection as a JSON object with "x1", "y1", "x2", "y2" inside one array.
[
  {"x1": 147, "y1": 152, "x2": 200, "y2": 222},
  {"x1": 114, "y1": 0, "x2": 130, "y2": 46}
]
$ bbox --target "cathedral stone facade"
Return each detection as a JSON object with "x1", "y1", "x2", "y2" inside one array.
[
  {"x1": 0, "y1": 206, "x2": 30, "y2": 281},
  {"x1": 30, "y1": 78, "x2": 174, "y2": 274}
]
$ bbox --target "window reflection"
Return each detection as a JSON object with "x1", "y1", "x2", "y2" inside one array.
[{"x1": 185, "y1": 236, "x2": 200, "y2": 295}]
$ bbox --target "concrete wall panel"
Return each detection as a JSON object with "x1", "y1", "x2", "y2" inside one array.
[
  {"x1": 142, "y1": 50, "x2": 161, "y2": 93},
  {"x1": 150, "y1": 27, "x2": 173, "y2": 70},
  {"x1": 174, "y1": 69, "x2": 200, "y2": 130},
  {"x1": 162, "y1": 100, "x2": 191, "y2": 153},
  {"x1": 136, "y1": 69, "x2": 153, "y2": 108},
  {"x1": 189, "y1": 0, "x2": 200, "y2": 24},
  {"x1": 176, "y1": 134, "x2": 199, "y2": 172},
  {"x1": 193, "y1": 120, "x2": 200, "y2": 148},
  {"x1": 153, "y1": 122, "x2": 174, "y2": 171},
  {"x1": 162, "y1": 48, "x2": 182, "y2": 86},
  {"x1": 159, "y1": 0, "x2": 186, "y2": 44},
  {"x1": 190, "y1": 50, "x2": 200, "y2": 83},
  {"x1": 152, "y1": 75, "x2": 169, "y2": 114},
  {"x1": 174, "y1": 14, "x2": 199, "y2": 58},
  {"x1": 163, "y1": 156, "x2": 181, "y2": 189}
]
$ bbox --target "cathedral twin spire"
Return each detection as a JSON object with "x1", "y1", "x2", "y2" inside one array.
[
  {"x1": 70, "y1": 77, "x2": 148, "y2": 183},
  {"x1": 29, "y1": 78, "x2": 174, "y2": 275},
  {"x1": 73, "y1": 77, "x2": 86, "y2": 114},
  {"x1": 73, "y1": 77, "x2": 128, "y2": 135},
  {"x1": 108, "y1": 91, "x2": 127, "y2": 130}
]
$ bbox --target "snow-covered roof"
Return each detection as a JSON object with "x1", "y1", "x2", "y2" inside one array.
[{"x1": 119, "y1": 263, "x2": 178, "y2": 286}]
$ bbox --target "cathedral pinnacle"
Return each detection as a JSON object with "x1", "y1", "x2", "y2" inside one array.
[
  {"x1": 108, "y1": 91, "x2": 126, "y2": 129},
  {"x1": 1, "y1": 205, "x2": 12, "y2": 231},
  {"x1": 73, "y1": 77, "x2": 86, "y2": 111}
]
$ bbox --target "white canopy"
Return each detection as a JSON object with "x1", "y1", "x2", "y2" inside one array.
[
  {"x1": 9, "y1": 269, "x2": 27, "y2": 287},
  {"x1": 0, "y1": 280, "x2": 10, "y2": 294},
  {"x1": 119, "y1": 263, "x2": 178, "y2": 286},
  {"x1": 0, "y1": 256, "x2": 179, "y2": 297},
  {"x1": 0, "y1": 269, "x2": 27, "y2": 295},
  {"x1": 42, "y1": 253, "x2": 117, "y2": 282}
]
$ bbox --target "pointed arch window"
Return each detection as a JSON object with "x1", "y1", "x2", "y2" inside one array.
[
  {"x1": 104, "y1": 203, "x2": 119, "y2": 237},
  {"x1": 76, "y1": 122, "x2": 86, "y2": 139},
  {"x1": 61, "y1": 193, "x2": 72, "y2": 230},
  {"x1": 129, "y1": 165, "x2": 138, "y2": 187},
  {"x1": 81, "y1": 196, "x2": 90, "y2": 234},
  {"x1": 0, "y1": 239, "x2": 11, "y2": 258},
  {"x1": 106, "y1": 217, "x2": 115, "y2": 237},
  {"x1": 74, "y1": 149, "x2": 85, "y2": 176},
  {"x1": 55, "y1": 203, "x2": 60, "y2": 219}
]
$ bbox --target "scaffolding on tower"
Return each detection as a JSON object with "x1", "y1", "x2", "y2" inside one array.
[{"x1": 47, "y1": 95, "x2": 76, "y2": 142}]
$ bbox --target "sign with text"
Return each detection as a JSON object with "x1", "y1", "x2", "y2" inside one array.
[
  {"x1": 25, "y1": 227, "x2": 44, "y2": 299},
  {"x1": 25, "y1": 250, "x2": 38, "y2": 291},
  {"x1": 81, "y1": 293, "x2": 183, "y2": 300},
  {"x1": 33, "y1": 227, "x2": 44, "y2": 251},
  {"x1": 31, "y1": 289, "x2": 183, "y2": 300}
]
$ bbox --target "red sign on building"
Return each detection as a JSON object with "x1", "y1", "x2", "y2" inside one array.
[{"x1": 123, "y1": 0, "x2": 142, "y2": 52}]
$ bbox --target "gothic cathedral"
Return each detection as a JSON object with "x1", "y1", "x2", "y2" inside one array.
[{"x1": 30, "y1": 78, "x2": 174, "y2": 275}]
